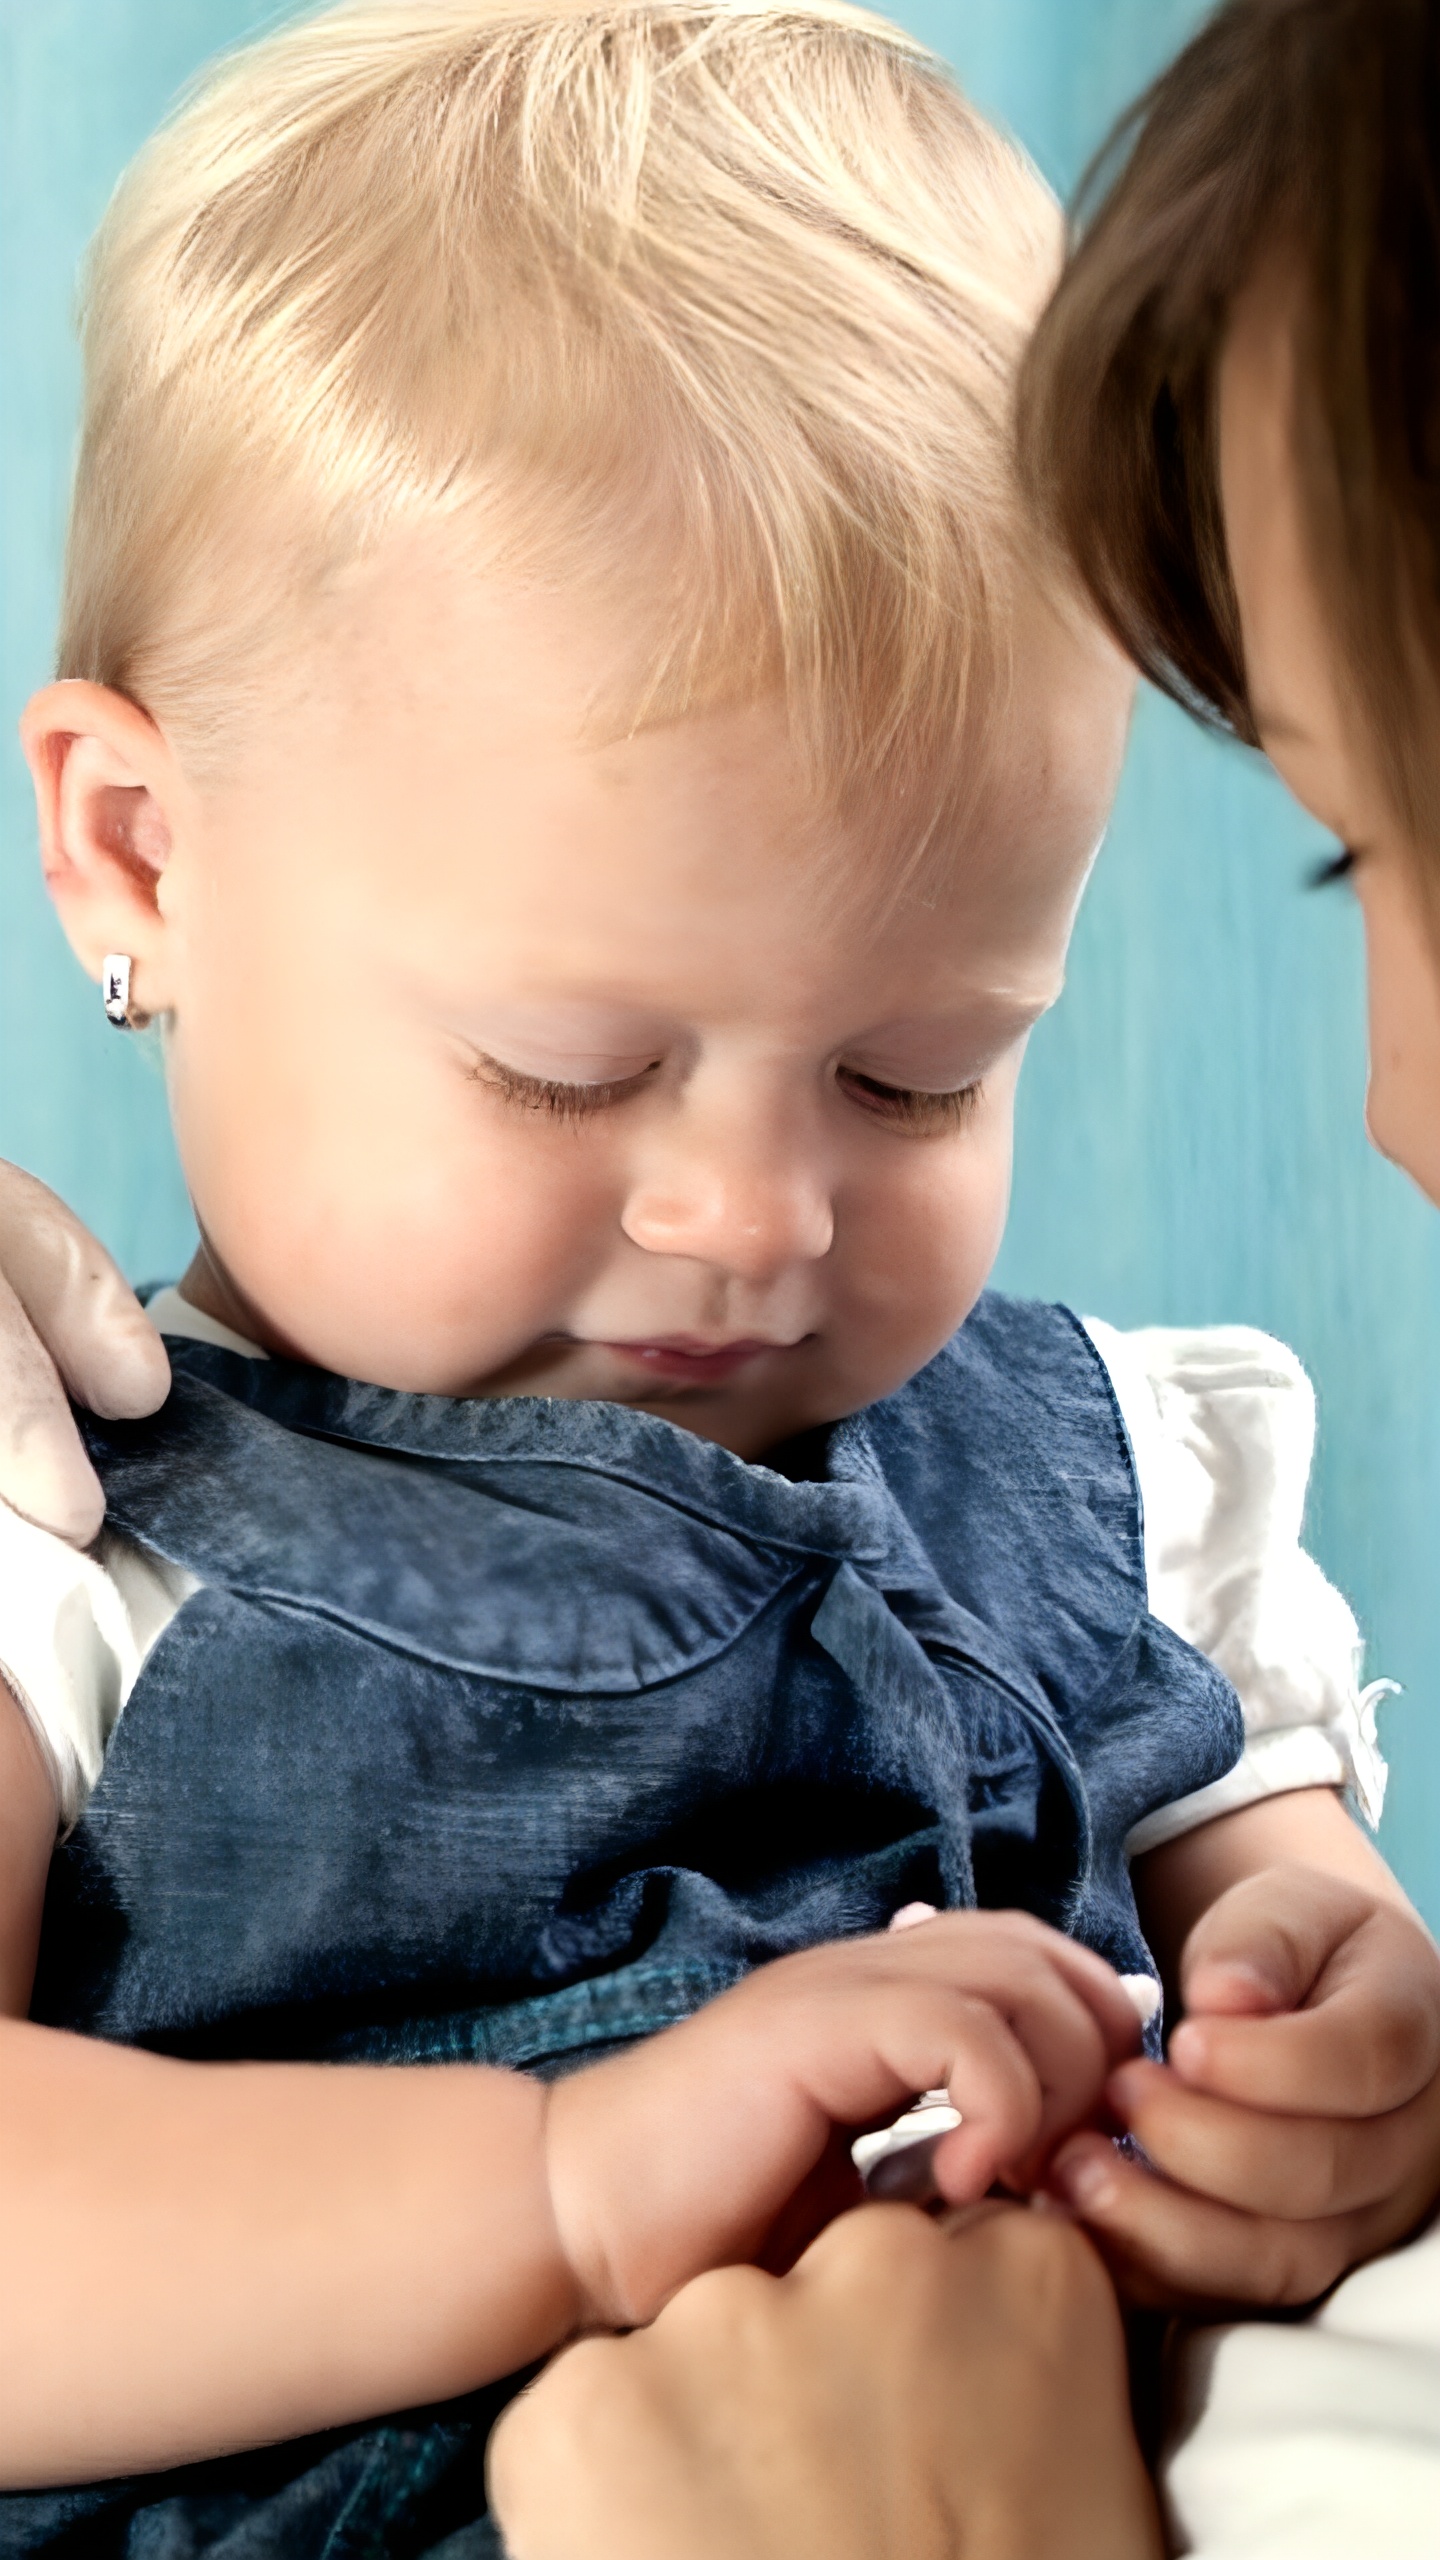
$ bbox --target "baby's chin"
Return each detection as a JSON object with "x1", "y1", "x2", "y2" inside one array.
[
  {"x1": 192, "y1": 1259, "x2": 916, "y2": 1456},
  {"x1": 339, "y1": 1330, "x2": 863, "y2": 1458}
]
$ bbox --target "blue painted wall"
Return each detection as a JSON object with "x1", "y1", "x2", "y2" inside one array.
[{"x1": 3, "y1": 1, "x2": 1437, "y2": 1922}]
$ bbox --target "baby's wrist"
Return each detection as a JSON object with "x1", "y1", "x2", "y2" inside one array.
[
  {"x1": 445, "y1": 2065, "x2": 594, "y2": 2369},
  {"x1": 537, "y1": 2066, "x2": 634, "y2": 2335}
]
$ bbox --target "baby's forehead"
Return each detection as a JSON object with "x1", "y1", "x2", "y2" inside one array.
[
  {"x1": 212, "y1": 590, "x2": 1114, "y2": 1088},
  {"x1": 251, "y1": 534, "x2": 1125, "y2": 906}
]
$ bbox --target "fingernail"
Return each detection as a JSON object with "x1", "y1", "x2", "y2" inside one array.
[
  {"x1": 1050, "y1": 2149, "x2": 1116, "y2": 2213},
  {"x1": 1029, "y1": 2189, "x2": 1078, "y2": 2223},
  {"x1": 1189, "y1": 1960, "x2": 1283, "y2": 2016},
  {"x1": 1167, "y1": 2022, "x2": 1205, "y2": 2075}
]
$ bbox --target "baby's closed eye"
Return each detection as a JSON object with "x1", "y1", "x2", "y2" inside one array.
[{"x1": 833, "y1": 1066, "x2": 984, "y2": 1135}]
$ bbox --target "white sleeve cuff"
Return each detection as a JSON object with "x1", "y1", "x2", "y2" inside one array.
[{"x1": 1085, "y1": 1318, "x2": 1392, "y2": 1844}]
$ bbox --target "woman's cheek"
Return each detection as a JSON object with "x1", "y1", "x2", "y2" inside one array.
[{"x1": 1359, "y1": 862, "x2": 1440, "y2": 1207}]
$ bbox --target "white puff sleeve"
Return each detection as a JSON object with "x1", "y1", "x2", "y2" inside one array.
[
  {"x1": 1084, "y1": 1321, "x2": 1392, "y2": 1857},
  {"x1": 0, "y1": 1501, "x2": 196, "y2": 1830}
]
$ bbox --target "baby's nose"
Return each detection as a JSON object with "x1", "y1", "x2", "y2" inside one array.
[{"x1": 620, "y1": 1151, "x2": 834, "y2": 1279}]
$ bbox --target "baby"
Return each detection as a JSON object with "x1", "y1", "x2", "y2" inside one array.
[{"x1": 1, "y1": 1, "x2": 1437, "y2": 2547}]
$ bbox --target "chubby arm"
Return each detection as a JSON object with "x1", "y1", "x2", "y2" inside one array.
[
  {"x1": 0, "y1": 1700, "x2": 1143, "y2": 2491},
  {"x1": 1, "y1": 2017, "x2": 573, "y2": 2487},
  {"x1": 0, "y1": 1681, "x2": 579, "y2": 2486},
  {"x1": 1053, "y1": 1787, "x2": 1440, "y2": 2306},
  {"x1": 0, "y1": 1680, "x2": 59, "y2": 2019}
]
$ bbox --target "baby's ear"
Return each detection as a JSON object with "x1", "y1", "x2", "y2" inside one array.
[{"x1": 20, "y1": 681, "x2": 181, "y2": 1010}]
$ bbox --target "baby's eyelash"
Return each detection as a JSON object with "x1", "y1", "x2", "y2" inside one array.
[
  {"x1": 466, "y1": 1053, "x2": 660, "y2": 1122},
  {"x1": 837, "y1": 1066, "x2": 982, "y2": 1134},
  {"x1": 466, "y1": 1050, "x2": 981, "y2": 1134},
  {"x1": 1307, "y1": 846, "x2": 1358, "y2": 890}
]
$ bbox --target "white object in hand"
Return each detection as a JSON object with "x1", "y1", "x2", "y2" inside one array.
[
  {"x1": 1118, "y1": 1971, "x2": 1162, "y2": 2029},
  {"x1": 852, "y1": 2092, "x2": 962, "y2": 2202}
]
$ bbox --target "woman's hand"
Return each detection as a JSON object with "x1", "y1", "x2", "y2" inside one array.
[
  {"x1": 488, "y1": 2199, "x2": 1164, "y2": 2560},
  {"x1": 0, "y1": 1164, "x2": 168, "y2": 1542}
]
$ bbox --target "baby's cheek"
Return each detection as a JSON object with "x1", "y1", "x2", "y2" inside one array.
[
  {"x1": 893, "y1": 1128, "x2": 1011, "y2": 1312},
  {"x1": 263, "y1": 1142, "x2": 591, "y2": 1386},
  {"x1": 837, "y1": 1135, "x2": 1012, "y2": 1398}
]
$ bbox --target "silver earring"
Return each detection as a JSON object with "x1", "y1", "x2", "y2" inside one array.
[{"x1": 102, "y1": 954, "x2": 136, "y2": 1029}]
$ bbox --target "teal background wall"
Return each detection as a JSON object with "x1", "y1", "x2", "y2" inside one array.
[{"x1": 3, "y1": 1, "x2": 1438, "y2": 1922}]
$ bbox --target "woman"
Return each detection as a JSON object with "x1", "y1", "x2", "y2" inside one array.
[{"x1": 1, "y1": 0, "x2": 1437, "y2": 2550}]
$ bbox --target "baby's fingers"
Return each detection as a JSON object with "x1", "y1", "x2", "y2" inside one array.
[
  {"x1": 923, "y1": 2002, "x2": 1047, "y2": 2204},
  {"x1": 927, "y1": 1981, "x2": 1126, "y2": 2197},
  {"x1": 1102, "y1": 2058, "x2": 1440, "y2": 2220},
  {"x1": 784, "y1": 1953, "x2": 1117, "y2": 2199},
  {"x1": 1048, "y1": 2131, "x2": 1395, "y2": 2312},
  {"x1": 881, "y1": 1911, "x2": 1147, "y2": 2083},
  {"x1": 1175, "y1": 1892, "x2": 1440, "y2": 2116}
]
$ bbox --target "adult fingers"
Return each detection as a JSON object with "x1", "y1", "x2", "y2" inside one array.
[
  {"x1": 1173, "y1": 1898, "x2": 1440, "y2": 2117},
  {"x1": 0, "y1": 1165, "x2": 168, "y2": 1421},
  {"x1": 489, "y1": 2316, "x2": 723, "y2": 2560},
  {"x1": 0, "y1": 1263, "x2": 108, "y2": 1545},
  {"x1": 793, "y1": 2203, "x2": 1163, "y2": 2560},
  {"x1": 494, "y1": 2207, "x2": 1162, "y2": 2560},
  {"x1": 1047, "y1": 2129, "x2": 1403, "y2": 2312}
]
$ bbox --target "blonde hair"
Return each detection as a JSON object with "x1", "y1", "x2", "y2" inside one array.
[{"x1": 60, "y1": 0, "x2": 1059, "y2": 818}]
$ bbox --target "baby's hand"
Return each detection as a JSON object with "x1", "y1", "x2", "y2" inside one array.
[
  {"x1": 1050, "y1": 1864, "x2": 1440, "y2": 2308},
  {"x1": 543, "y1": 1913, "x2": 1144, "y2": 2330}
]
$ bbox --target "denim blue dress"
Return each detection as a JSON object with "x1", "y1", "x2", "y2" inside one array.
[{"x1": 8, "y1": 1292, "x2": 1242, "y2": 2557}]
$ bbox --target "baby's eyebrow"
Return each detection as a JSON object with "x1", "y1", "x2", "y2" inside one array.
[
  {"x1": 847, "y1": 994, "x2": 1054, "y2": 1063},
  {"x1": 443, "y1": 996, "x2": 674, "y2": 1046}
]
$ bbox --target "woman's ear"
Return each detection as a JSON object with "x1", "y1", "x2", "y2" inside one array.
[{"x1": 20, "y1": 681, "x2": 188, "y2": 1018}]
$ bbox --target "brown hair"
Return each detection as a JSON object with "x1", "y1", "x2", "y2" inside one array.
[{"x1": 1020, "y1": 0, "x2": 1440, "y2": 874}]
